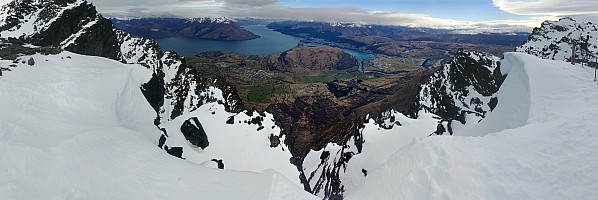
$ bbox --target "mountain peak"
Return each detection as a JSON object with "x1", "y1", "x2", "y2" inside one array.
[
  {"x1": 189, "y1": 17, "x2": 233, "y2": 24},
  {"x1": 517, "y1": 17, "x2": 598, "y2": 62}
]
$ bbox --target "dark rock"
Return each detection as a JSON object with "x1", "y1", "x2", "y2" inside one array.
[
  {"x1": 158, "y1": 135, "x2": 166, "y2": 148},
  {"x1": 159, "y1": 127, "x2": 169, "y2": 137},
  {"x1": 211, "y1": 159, "x2": 225, "y2": 169},
  {"x1": 27, "y1": 57, "x2": 34, "y2": 66},
  {"x1": 180, "y1": 117, "x2": 209, "y2": 149},
  {"x1": 226, "y1": 116, "x2": 235, "y2": 124},
  {"x1": 164, "y1": 145, "x2": 184, "y2": 159},
  {"x1": 141, "y1": 73, "x2": 166, "y2": 125},
  {"x1": 64, "y1": 18, "x2": 121, "y2": 60},
  {"x1": 419, "y1": 50, "x2": 505, "y2": 124},
  {"x1": 269, "y1": 134, "x2": 280, "y2": 148}
]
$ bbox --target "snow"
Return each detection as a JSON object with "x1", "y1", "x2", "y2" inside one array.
[
  {"x1": 0, "y1": 52, "x2": 316, "y2": 200},
  {"x1": 346, "y1": 52, "x2": 598, "y2": 200},
  {"x1": 301, "y1": 110, "x2": 441, "y2": 197},
  {"x1": 340, "y1": 111, "x2": 440, "y2": 192},
  {"x1": 0, "y1": 0, "x2": 86, "y2": 38},
  {"x1": 60, "y1": 19, "x2": 99, "y2": 47},
  {"x1": 517, "y1": 17, "x2": 598, "y2": 62},
  {"x1": 189, "y1": 17, "x2": 233, "y2": 24},
  {"x1": 159, "y1": 87, "x2": 301, "y2": 186}
]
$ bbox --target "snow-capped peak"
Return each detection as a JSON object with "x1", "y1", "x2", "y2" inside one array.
[
  {"x1": 517, "y1": 17, "x2": 598, "y2": 62},
  {"x1": 189, "y1": 17, "x2": 233, "y2": 24},
  {"x1": 329, "y1": 22, "x2": 371, "y2": 28},
  {"x1": 0, "y1": 0, "x2": 88, "y2": 38}
]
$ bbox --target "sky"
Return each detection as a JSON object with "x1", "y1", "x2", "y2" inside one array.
[{"x1": 82, "y1": 0, "x2": 598, "y2": 32}]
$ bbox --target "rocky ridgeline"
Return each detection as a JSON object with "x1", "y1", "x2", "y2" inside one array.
[
  {"x1": 419, "y1": 50, "x2": 505, "y2": 126},
  {"x1": 517, "y1": 17, "x2": 598, "y2": 63},
  {"x1": 300, "y1": 50, "x2": 506, "y2": 199},
  {"x1": 0, "y1": 1, "x2": 537, "y2": 199},
  {"x1": 0, "y1": 0, "x2": 239, "y2": 158}
]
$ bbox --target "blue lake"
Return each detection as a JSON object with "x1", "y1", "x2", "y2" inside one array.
[{"x1": 154, "y1": 25, "x2": 374, "y2": 62}]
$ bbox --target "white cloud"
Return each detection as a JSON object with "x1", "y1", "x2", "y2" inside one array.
[
  {"x1": 492, "y1": 0, "x2": 598, "y2": 19},
  {"x1": 88, "y1": 0, "x2": 543, "y2": 32}
]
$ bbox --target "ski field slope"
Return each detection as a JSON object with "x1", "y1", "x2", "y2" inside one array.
[
  {"x1": 347, "y1": 52, "x2": 598, "y2": 200},
  {"x1": 0, "y1": 52, "x2": 316, "y2": 200}
]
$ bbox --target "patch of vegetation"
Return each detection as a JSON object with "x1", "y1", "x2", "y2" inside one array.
[{"x1": 240, "y1": 85, "x2": 291, "y2": 103}]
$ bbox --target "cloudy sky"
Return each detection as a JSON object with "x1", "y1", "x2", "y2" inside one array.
[{"x1": 87, "y1": 0, "x2": 598, "y2": 31}]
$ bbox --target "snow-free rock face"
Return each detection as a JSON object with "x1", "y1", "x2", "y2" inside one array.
[
  {"x1": 180, "y1": 117, "x2": 209, "y2": 149},
  {"x1": 517, "y1": 17, "x2": 598, "y2": 62},
  {"x1": 419, "y1": 50, "x2": 505, "y2": 127}
]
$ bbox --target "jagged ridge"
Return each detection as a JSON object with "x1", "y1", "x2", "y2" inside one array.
[
  {"x1": 517, "y1": 17, "x2": 598, "y2": 63},
  {"x1": 0, "y1": 0, "x2": 238, "y2": 158}
]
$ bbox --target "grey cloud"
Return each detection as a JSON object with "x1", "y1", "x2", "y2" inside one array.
[
  {"x1": 89, "y1": 0, "x2": 535, "y2": 32},
  {"x1": 217, "y1": 0, "x2": 277, "y2": 6}
]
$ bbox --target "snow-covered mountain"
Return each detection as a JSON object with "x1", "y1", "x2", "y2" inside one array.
[
  {"x1": 517, "y1": 17, "x2": 598, "y2": 62},
  {"x1": 419, "y1": 50, "x2": 505, "y2": 129},
  {"x1": 0, "y1": 48, "x2": 316, "y2": 200},
  {"x1": 346, "y1": 52, "x2": 598, "y2": 200},
  {"x1": 297, "y1": 49, "x2": 507, "y2": 199},
  {"x1": 0, "y1": 0, "x2": 311, "y2": 198},
  {"x1": 110, "y1": 17, "x2": 260, "y2": 41},
  {"x1": 2, "y1": 1, "x2": 597, "y2": 199}
]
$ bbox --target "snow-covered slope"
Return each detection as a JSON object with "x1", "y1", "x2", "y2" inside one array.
[
  {"x1": 0, "y1": 51, "x2": 316, "y2": 199},
  {"x1": 346, "y1": 52, "x2": 598, "y2": 200},
  {"x1": 0, "y1": 0, "x2": 303, "y2": 190},
  {"x1": 301, "y1": 111, "x2": 440, "y2": 198},
  {"x1": 517, "y1": 17, "x2": 598, "y2": 62}
]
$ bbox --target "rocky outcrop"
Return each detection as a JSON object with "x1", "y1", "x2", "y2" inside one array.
[
  {"x1": 180, "y1": 117, "x2": 209, "y2": 149},
  {"x1": 111, "y1": 17, "x2": 259, "y2": 41},
  {"x1": 276, "y1": 45, "x2": 358, "y2": 72},
  {"x1": 517, "y1": 17, "x2": 598, "y2": 63},
  {"x1": 419, "y1": 50, "x2": 505, "y2": 125}
]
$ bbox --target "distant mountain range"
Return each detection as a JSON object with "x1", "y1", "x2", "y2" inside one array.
[
  {"x1": 110, "y1": 17, "x2": 259, "y2": 41},
  {"x1": 1, "y1": 0, "x2": 597, "y2": 199},
  {"x1": 267, "y1": 21, "x2": 529, "y2": 58}
]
